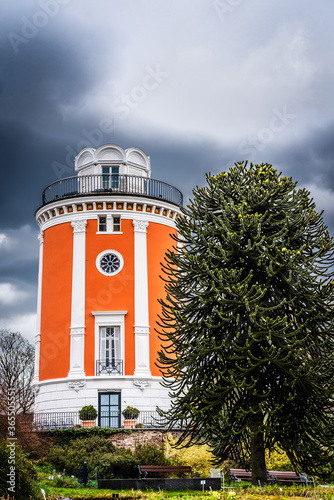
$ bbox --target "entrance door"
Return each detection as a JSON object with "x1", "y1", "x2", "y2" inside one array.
[{"x1": 98, "y1": 392, "x2": 121, "y2": 428}]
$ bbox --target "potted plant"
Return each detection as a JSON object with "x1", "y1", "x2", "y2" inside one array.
[
  {"x1": 122, "y1": 406, "x2": 140, "y2": 429},
  {"x1": 79, "y1": 405, "x2": 97, "y2": 428}
]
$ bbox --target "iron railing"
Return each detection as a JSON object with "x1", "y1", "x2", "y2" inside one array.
[
  {"x1": 33, "y1": 410, "x2": 182, "y2": 431},
  {"x1": 42, "y1": 174, "x2": 183, "y2": 206},
  {"x1": 96, "y1": 359, "x2": 123, "y2": 376}
]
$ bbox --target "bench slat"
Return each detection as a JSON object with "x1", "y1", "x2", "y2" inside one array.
[{"x1": 138, "y1": 465, "x2": 196, "y2": 479}]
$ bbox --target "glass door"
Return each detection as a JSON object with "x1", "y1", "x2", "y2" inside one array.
[{"x1": 98, "y1": 392, "x2": 121, "y2": 428}]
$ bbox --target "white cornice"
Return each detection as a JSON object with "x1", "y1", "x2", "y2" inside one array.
[
  {"x1": 37, "y1": 204, "x2": 179, "y2": 232},
  {"x1": 36, "y1": 194, "x2": 181, "y2": 220}
]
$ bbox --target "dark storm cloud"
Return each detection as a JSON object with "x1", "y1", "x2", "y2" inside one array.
[
  {"x1": 1, "y1": 0, "x2": 334, "y2": 339},
  {"x1": 0, "y1": 14, "x2": 123, "y2": 227}
]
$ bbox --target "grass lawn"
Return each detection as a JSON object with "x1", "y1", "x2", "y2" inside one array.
[{"x1": 39, "y1": 484, "x2": 334, "y2": 500}]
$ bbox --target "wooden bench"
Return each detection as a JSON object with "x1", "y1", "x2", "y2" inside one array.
[
  {"x1": 138, "y1": 465, "x2": 198, "y2": 479},
  {"x1": 229, "y1": 468, "x2": 252, "y2": 484},
  {"x1": 268, "y1": 470, "x2": 315, "y2": 486}
]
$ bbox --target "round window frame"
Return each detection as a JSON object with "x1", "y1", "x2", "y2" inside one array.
[{"x1": 96, "y1": 250, "x2": 124, "y2": 276}]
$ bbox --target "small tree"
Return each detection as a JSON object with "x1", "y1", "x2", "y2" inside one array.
[
  {"x1": 157, "y1": 162, "x2": 334, "y2": 483},
  {"x1": 0, "y1": 330, "x2": 34, "y2": 415}
]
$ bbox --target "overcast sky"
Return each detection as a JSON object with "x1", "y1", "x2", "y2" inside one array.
[{"x1": 1, "y1": 0, "x2": 334, "y2": 343}]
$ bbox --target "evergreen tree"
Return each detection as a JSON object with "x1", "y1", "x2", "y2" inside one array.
[{"x1": 157, "y1": 162, "x2": 334, "y2": 484}]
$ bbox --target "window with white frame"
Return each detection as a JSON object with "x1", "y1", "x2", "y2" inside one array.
[
  {"x1": 98, "y1": 215, "x2": 107, "y2": 232},
  {"x1": 97, "y1": 215, "x2": 121, "y2": 233},
  {"x1": 113, "y1": 216, "x2": 121, "y2": 232},
  {"x1": 100, "y1": 327, "x2": 120, "y2": 365},
  {"x1": 92, "y1": 311, "x2": 127, "y2": 376}
]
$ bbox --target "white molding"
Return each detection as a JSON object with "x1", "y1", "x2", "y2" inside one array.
[
  {"x1": 68, "y1": 219, "x2": 87, "y2": 379},
  {"x1": 92, "y1": 311, "x2": 127, "y2": 376},
  {"x1": 40, "y1": 212, "x2": 177, "y2": 232},
  {"x1": 133, "y1": 218, "x2": 151, "y2": 377},
  {"x1": 33, "y1": 231, "x2": 44, "y2": 385},
  {"x1": 133, "y1": 379, "x2": 151, "y2": 391},
  {"x1": 68, "y1": 380, "x2": 86, "y2": 392},
  {"x1": 34, "y1": 373, "x2": 168, "y2": 386},
  {"x1": 133, "y1": 219, "x2": 149, "y2": 233},
  {"x1": 92, "y1": 311, "x2": 128, "y2": 317},
  {"x1": 71, "y1": 219, "x2": 87, "y2": 233},
  {"x1": 35, "y1": 194, "x2": 180, "y2": 231}
]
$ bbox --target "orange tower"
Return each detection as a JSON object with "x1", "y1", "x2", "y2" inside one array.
[{"x1": 33, "y1": 144, "x2": 182, "y2": 427}]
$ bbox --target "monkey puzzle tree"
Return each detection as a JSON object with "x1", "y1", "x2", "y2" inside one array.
[{"x1": 157, "y1": 162, "x2": 334, "y2": 484}]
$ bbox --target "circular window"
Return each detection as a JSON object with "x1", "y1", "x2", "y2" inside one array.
[{"x1": 96, "y1": 250, "x2": 124, "y2": 276}]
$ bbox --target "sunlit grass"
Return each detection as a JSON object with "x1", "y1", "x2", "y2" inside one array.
[{"x1": 38, "y1": 484, "x2": 334, "y2": 500}]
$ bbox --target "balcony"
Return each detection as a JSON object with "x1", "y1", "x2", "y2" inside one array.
[
  {"x1": 96, "y1": 359, "x2": 123, "y2": 376},
  {"x1": 33, "y1": 410, "x2": 183, "y2": 430},
  {"x1": 41, "y1": 174, "x2": 183, "y2": 207}
]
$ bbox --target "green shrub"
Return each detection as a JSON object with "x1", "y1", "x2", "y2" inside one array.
[
  {"x1": 48, "y1": 426, "x2": 130, "y2": 446},
  {"x1": 0, "y1": 439, "x2": 40, "y2": 500},
  {"x1": 47, "y1": 435, "x2": 138, "y2": 479},
  {"x1": 134, "y1": 443, "x2": 172, "y2": 466},
  {"x1": 122, "y1": 406, "x2": 140, "y2": 419},
  {"x1": 79, "y1": 405, "x2": 97, "y2": 420},
  {"x1": 164, "y1": 434, "x2": 217, "y2": 477},
  {"x1": 265, "y1": 447, "x2": 292, "y2": 471}
]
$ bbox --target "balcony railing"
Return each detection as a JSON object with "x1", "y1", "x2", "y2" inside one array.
[
  {"x1": 96, "y1": 359, "x2": 123, "y2": 376},
  {"x1": 42, "y1": 174, "x2": 183, "y2": 207},
  {"x1": 33, "y1": 410, "x2": 183, "y2": 431}
]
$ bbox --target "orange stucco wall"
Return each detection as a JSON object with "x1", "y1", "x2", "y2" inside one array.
[
  {"x1": 85, "y1": 219, "x2": 135, "y2": 376},
  {"x1": 147, "y1": 222, "x2": 177, "y2": 376},
  {"x1": 39, "y1": 223, "x2": 73, "y2": 381},
  {"x1": 39, "y1": 215, "x2": 176, "y2": 381}
]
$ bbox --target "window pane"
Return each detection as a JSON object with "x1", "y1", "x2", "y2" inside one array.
[
  {"x1": 109, "y1": 393, "x2": 119, "y2": 406},
  {"x1": 99, "y1": 216, "x2": 107, "y2": 232},
  {"x1": 111, "y1": 167, "x2": 119, "y2": 189},
  {"x1": 113, "y1": 217, "x2": 121, "y2": 232},
  {"x1": 100, "y1": 394, "x2": 109, "y2": 405}
]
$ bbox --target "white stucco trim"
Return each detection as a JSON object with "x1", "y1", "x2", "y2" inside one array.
[
  {"x1": 68, "y1": 220, "x2": 87, "y2": 379},
  {"x1": 33, "y1": 231, "x2": 44, "y2": 386},
  {"x1": 92, "y1": 311, "x2": 127, "y2": 376},
  {"x1": 132, "y1": 219, "x2": 151, "y2": 377},
  {"x1": 36, "y1": 194, "x2": 181, "y2": 232}
]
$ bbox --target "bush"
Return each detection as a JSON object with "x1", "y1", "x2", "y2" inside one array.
[
  {"x1": 122, "y1": 406, "x2": 140, "y2": 419},
  {"x1": 265, "y1": 447, "x2": 292, "y2": 471},
  {"x1": 164, "y1": 434, "x2": 217, "y2": 477},
  {"x1": 79, "y1": 405, "x2": 97, "y2": 420},
  {"x1": 134, "y1": 443, "x2": 172, "y2": 466},
  {"x1": 48, "y1": 426, "x2": 130, "y2": 446},
  {"x1": 47, "y1": 435, "x2": 138, "y2": 479},
  {"x1": 0, "y1": 439, "x2": 40, "y2": 500}
]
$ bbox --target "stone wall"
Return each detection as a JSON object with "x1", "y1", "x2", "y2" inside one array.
[{"x1": 108, "y1": 430, "x2": 181, "y2": 451}]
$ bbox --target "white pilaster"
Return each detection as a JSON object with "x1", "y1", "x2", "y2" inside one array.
[
  {"x1": 133, "y1": 219, "x2": 151, "y2": 376},
  {"x1": 33, "y1": 231, "x2": 44, "y2": 386},
  {"x1": 68, "y1": 220, "x2": 87, "y2": 378}
]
